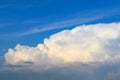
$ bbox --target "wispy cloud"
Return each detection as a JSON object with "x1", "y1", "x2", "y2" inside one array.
[
  {"x1": 0, "y1": 4, "x2": 12, "y2": 8},
  {"x1": 16, "y1": 16, "x2": 103, "y2": 36},
  {"x1": 1, "y1": 8, "x2": 120, "y2": 37},
  {"x1": 13, "y1": 8, "x2": 120, "y2": 37},
  {"x1": 0, "y1": 0, "x2": 16, "y2": 9},
  {"x1": 0, "y1": 0, "x2": 52, "y2": 10}
]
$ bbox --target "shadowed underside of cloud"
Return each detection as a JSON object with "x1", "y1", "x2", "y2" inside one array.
[
  {"x1": 0, "y1": 62, "x2": 120, "y2": 80},
  {"x1": 2, "y1": 22, "x2": 120, "y2": 80}
]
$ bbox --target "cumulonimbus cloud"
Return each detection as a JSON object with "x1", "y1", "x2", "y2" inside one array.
[{"x1": 4, "y1": 22, "x2": 120, "y2": 69}]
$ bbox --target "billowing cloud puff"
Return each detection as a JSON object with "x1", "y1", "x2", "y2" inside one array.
[{"x1": 4, "y1": 22, "x2": 120, "y2": 68}]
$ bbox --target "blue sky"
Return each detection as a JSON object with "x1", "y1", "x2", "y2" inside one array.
[
  {"x1": 1, "y1": 0, "x2": 120, "y2": 80},
  {"x1": 0, "y1": 0, "x2": 120, "y2": 55}
]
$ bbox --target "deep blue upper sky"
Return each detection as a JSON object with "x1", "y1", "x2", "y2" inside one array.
[{"x1": 0, "y1": 0, "x2": 120, "y2": 55}]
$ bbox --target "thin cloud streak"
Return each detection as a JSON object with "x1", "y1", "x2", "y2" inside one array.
[
  {"x1": 16, "y1": 16, "x2": 104, "y2": 36},
  {"x1": 0, "y1": 0, "x2": 16, "y2": 8},
  {"x1": 15, "y1": 8, "x2": 120, "y2": 37},
  {"x1": 0, "y1": 0, "x2": 53, "y2": 9},
  {"x1": 0, "y1": 4, "x2": 12, "y2": 8},
  {"x1": 1, "y1": 8, "x2": 120, "y2": 37}
]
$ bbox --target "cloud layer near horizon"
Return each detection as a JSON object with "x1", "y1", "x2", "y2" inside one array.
[{"x1": 4, "y1": 22, "x2": 120, "y2": 69}]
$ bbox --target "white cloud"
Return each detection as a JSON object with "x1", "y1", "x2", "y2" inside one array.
[{"x1": 4, "y1": 22, "x2": 120, "y2": 69}]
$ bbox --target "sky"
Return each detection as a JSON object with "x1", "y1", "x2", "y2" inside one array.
[{"x1": 0, "y1": 0, "x2": 120, "y2": 80}]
